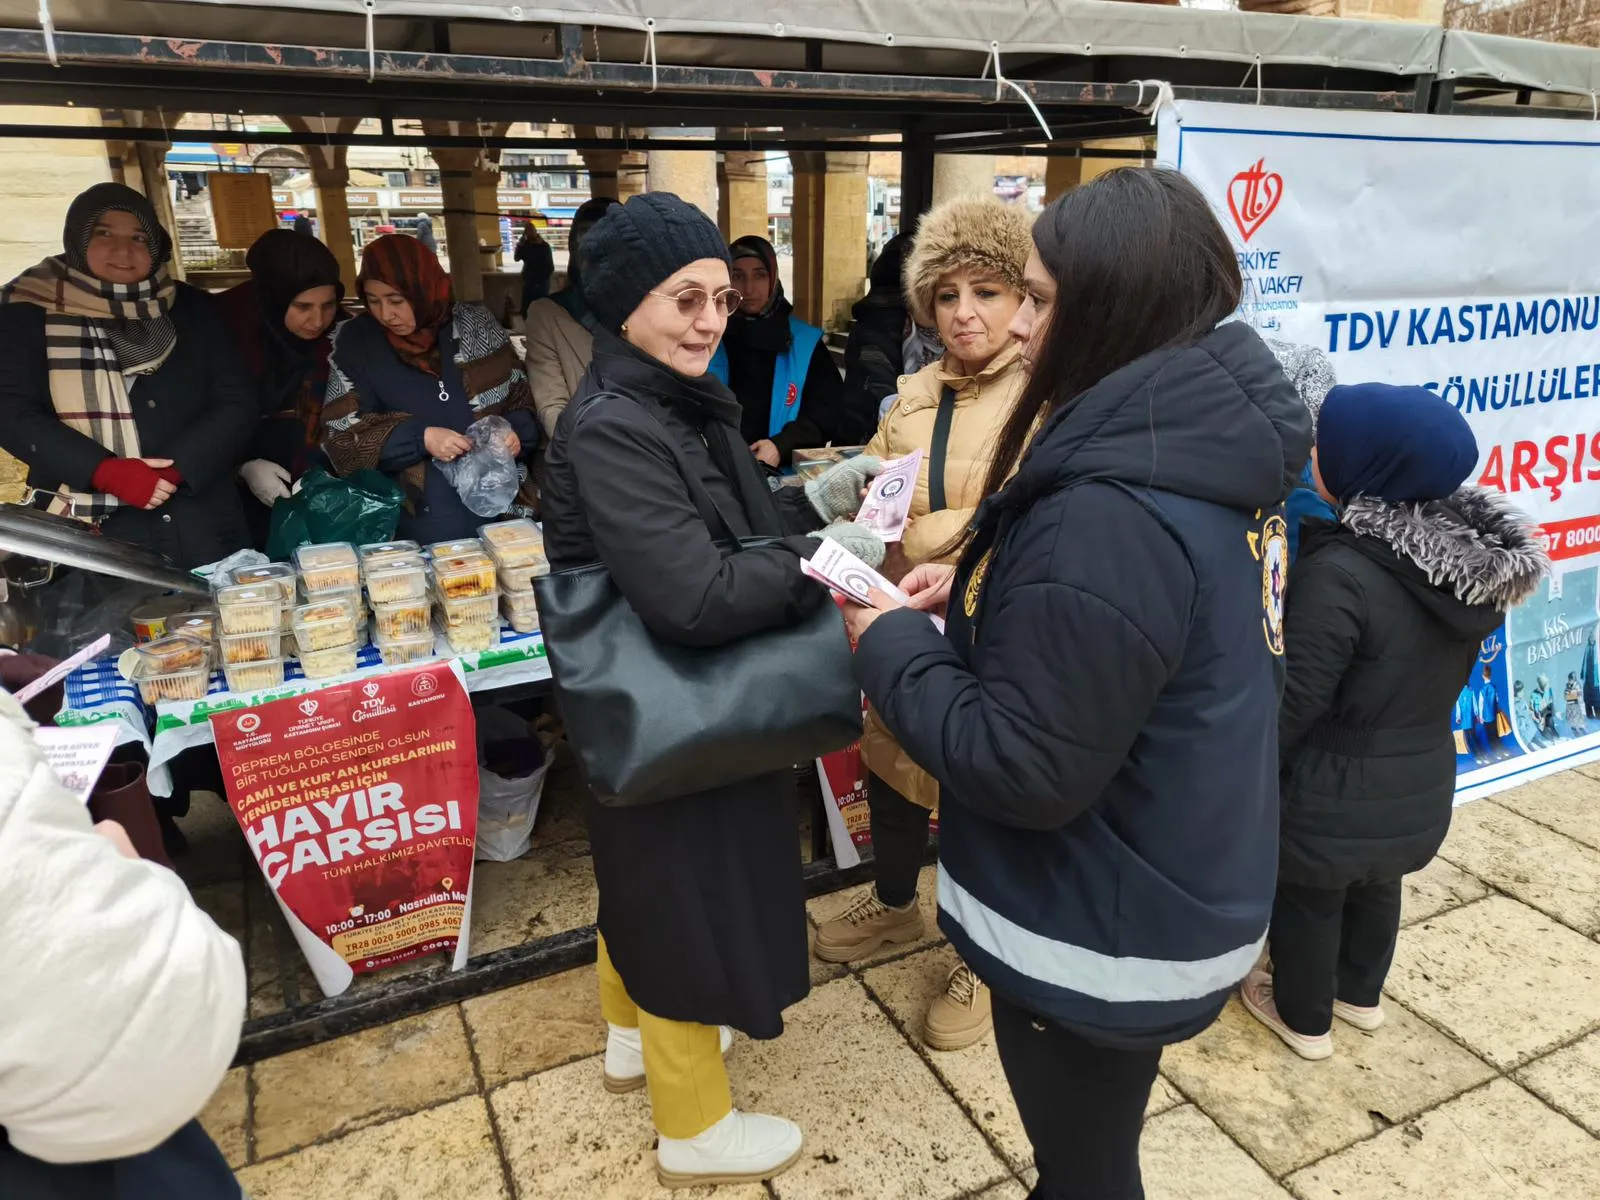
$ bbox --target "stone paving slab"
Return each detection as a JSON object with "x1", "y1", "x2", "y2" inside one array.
[
  {"x1": 1496, "y1": 770, "x2": 1600, "y2": 853},
  {"x1": 461, "y1": 962, "x2": 608, "y2": 1088},
  {"x1": 1400, "y1": 855, "x2": 1491, "y2": 927},
  {"x1": 1515, "y1": 1030, "x2": 1600, "y2": 1138},
  {"x1": 250, "y1": 1007, "x2": 478, "y2": 1159},
  {"x1": 1285, "y1": 1078, "x2": 1600, "y2": 1200},
  {"x1": 1141, "y1": 1105, "x2": 1292, "y2": 1200},
  {"x1": 1386, "y1": 895, "x2": 1600, "y2": 1070},
  {"x1": 236, "y1": 1096, "x2": 508, "y2": 1200},
  {"x1": 198, "y1": 1065, "x2": 249, "y2": 1169},
  {"x1": 1440, "y1": 801, "x2": 1600, "y2": 934},
  {"x1": 1161, "y1": 994, "x2": 1494, "y2": 1177}
]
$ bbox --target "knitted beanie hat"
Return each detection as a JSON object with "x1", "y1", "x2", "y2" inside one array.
[
  {"x1": 903, "y1": 197, "x2": 1034, "y2": 327},
  {"x1": 579, "y1": 192, "x2": 732, "y2": 333}
]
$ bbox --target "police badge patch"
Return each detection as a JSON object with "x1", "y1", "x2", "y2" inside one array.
[{"x1": 1257, "y1": 514, "x2": 1289, "y2": 656}]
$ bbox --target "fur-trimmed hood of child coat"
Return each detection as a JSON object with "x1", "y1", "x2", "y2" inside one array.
[{"x1": 1278, "y1": 486, "x2": 1549, "y2": 890}]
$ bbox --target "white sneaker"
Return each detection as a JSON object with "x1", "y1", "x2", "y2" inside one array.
[
  {"x1": 602, "y1": 1023, "x2": 734, "y2": 1094},
  {"x1": 656, "y1": 1109, "x2": 804, "y2": 1189}
]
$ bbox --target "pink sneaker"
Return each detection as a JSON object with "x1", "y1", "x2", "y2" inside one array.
[
  {"x1": 1332, "y1": 999, "x2": 1385, "y2": 1031},
  {"x1": 1239, "y1": 971, "x2": 1333, "y2": 1061}
]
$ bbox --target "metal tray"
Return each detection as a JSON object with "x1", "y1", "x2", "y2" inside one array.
[{"x1": 0, "y1": 503, "x2": 209, "y2": 596}]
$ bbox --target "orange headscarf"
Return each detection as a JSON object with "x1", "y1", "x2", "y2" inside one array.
[{"x1": 357, "y1": 233, "x2": 454, "y2": 375}]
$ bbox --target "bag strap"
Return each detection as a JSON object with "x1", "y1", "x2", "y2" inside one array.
[
  {"x1": 926, "y1": 384, "x2": 959, "y2": 513},
  {"x1": 569, "y1": 389, "x2": 746, "y2": 550}
]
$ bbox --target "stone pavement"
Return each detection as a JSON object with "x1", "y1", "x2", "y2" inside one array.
[{"x1": 197, "y1": 765, "x2": 1600, "y2": 1200}]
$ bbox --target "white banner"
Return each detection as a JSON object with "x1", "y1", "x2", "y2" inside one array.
[{"x1": 1159, "y1": 101, "x2": 1600, "y2": 803}]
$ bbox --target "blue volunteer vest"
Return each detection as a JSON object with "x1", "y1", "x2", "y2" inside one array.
[{"x1": 710, "y1": 316, "x2": 825, "y2": 438}]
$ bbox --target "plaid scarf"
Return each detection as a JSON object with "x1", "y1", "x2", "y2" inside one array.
[{"x1": 0, "y1": 256, "x2": 178, "y2": 519}]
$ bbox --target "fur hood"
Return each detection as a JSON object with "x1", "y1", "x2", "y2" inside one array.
[
  {"x1": 903, "y1": 197, "x2": 1033, "y2": 327},
  {"x1": 1341, "y1": 486, "x2": 1549, "y2": 612}
]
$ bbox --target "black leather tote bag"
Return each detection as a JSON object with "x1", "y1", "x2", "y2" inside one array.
[{"x1": 533, "y1": 399, "x2": 860, "y2": 806}]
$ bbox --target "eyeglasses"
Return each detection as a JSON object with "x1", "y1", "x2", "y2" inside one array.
[{"x1": 648, "y1": 286, "x2": 743, "y2": 318}]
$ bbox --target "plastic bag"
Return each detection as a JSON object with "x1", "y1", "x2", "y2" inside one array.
[
  {"x1": 266, "y1": 467, "x2": 403, "y2": 561},
  {"x1": 474, "y1": 705, "x2": 552, "y2": 862},
  {"x1": 437, "y1": 415, "x2": 520, "y2": 519}
]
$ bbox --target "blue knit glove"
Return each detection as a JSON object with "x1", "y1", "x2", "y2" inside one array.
[
  {"x1": 804, "y1": 456, "x2": 882, "y2": 523},
  {"x1": 808, "y1": 521, "x2": 886, "y2": 569}
]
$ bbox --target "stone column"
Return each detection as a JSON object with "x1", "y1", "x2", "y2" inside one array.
[
  {"x1": 647, "y1": 128, "x2": 717, "y2": 219},
  {"x1": 717, "y1": 150, "x2": 769, "y2": 242},
  {"x1": 0, "y1": 105, "x2": 111, "y2": 282},
  {"x1": 1043, "y1": 157, "x2": 1082, "y2": 204},
  {"x1": 1080, "y1": 138, "x2": 1153, "y2": 187},
  {"x1": 932, "y1": 154, "x2": 995, "y2": 205},
  {"x1": 789, "y1": 151, "x2": 869, "y2": 330},
  {"x1": 309, "y1": 166, "x2": 357, "y2": 294},
  {"x1": 472, "y1": 165, "x2": 502, "y2": 273},
  {"x1": 581, "y1": 149, "x2": 624, "y2": 200},
  {"x1": 436, "y1": 167, "x2": 485, "y2": 302}
]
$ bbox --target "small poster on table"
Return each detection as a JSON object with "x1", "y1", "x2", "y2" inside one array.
[{"x1": 210, "y1": 661, "x2": 480, "y2": 998}]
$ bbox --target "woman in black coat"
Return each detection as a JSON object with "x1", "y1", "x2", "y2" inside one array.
[
  {"x1": 841, "y1": 169, "x2": 1312, "y2": 1200},
  {"x1": 540, "y1": 192, "x2": 879, "y2": 1190},
  {"x1": 0, "y1": 183, "x2": 257, "y2": 568},
  {"x1": 1242, "y1": 382, "x2": 1546, "y2": 1060}
]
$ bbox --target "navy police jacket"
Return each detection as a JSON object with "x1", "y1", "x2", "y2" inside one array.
[{"x1": 856, "y1": 322, "x2": 1313, "y2": 1047}]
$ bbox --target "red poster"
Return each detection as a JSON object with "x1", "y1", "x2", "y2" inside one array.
[{"x1": 210, "y1": 662, "x2": 480, "y2": 981}]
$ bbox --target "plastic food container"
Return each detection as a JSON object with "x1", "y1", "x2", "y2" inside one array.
[
  {"x1": 309, "y1": 585, "x2": 366, "y2": 625},
  {"x1": 129, "y1": 595, "x2": 191, "y2": 643},
  {"x1": 133, "y1": 660, "x2": 213, "y2": 705},
  {"x1": 223, "y1": 657, "x2": 285, "y2": 694},
  {"x1": 365, "y1": 560, "x2": 428, "y2": 604},
  {"x1": 440, "y1": 619, "x2": 497, "y2": 655},
  {"x1": 479, "y1": 519, "x2": 547, "y2": 568},
  {"x1": 292, "y1": 599, "x2": 358, "y2": 652},
  {"x1": 437, "y1": 587, "x2": 498, "y2": 628},
  {"x1": 219, "y1": 629, "x2": 282, "y2": 665},
  {"x1": 359, "y1": 540, "x2": 421, "y2": 572},
  {"x1": 294, "y1": 541, "x2": 361, "y2": 593},
  {"x1": 500, "y1": 586, "x2": 539, "y2": 634},
  {"x1": 216, "y1": 583, "x2": 282, "y2": 635},
  {"x1": 166, "y1": 611, "x2": 217, "y2": 643},
  {"x1": 426, "y1": 537, "x2": 483, "y2": 560},
  {"x1": 132, "y1": 632, "x2": 209, "y2": 674},
  {"x1": 231, "y1": 563, "x2": 297, "y2": 605},
  {"x1": 298, "y1": 642, "x2": 359, "y2": 680},
  {"x1": 374, "y1": 629, "x2": 436, "y2": 666},
  {"x1": 433, "y1": 553, "x2": 498, "y2": 600},
  {"x1": 372, "y1": 597, "x2": 433, "y2": 640}
]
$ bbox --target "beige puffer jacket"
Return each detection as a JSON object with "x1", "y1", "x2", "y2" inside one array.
[{"x1": 859, "y1": 340, "x2": 1025, "y2": 810}]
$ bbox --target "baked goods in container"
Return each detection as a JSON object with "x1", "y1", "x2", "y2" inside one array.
[
  {"x1": 293, "y1": 600, "x2": 359, "y2": 652},
  {"x1": 298, "y1": 643, "x2": 359, "y2": 680},
  {"x1": 231, "y1": 563, "x2": 297, "y2": 604},
  {"x1": 500, "y1": 587, "x2": 539, "y2": 634},
  {"x1": 441, "y1": 619, "x2": 497, "y2": 654},
  {"x1": 133, "y1": 662, "x2": 212, "y2": 705},
  {"x1": 220, "y1": 630, "x2": 282, "y2": 665},
  {"x1": 375, "y1": 630, "x2": 436, "y2": 666},
  {"x1": 433, "y1": 553, "x2": 497, "y2": 599},
  {"x1": 437, "y1": 588, "x2": 498, "y2": 628},
  {"x1": 495, "y1": 562, "x2": 545, "y2": 594},
  {"x1": 216, "y1": 584, "x2": 282, "y2": 635},
  {"x1": 294, "y1": 541, "x2": 360, "y2": 593},
  {"x1": 478, "y1": 519, "x2": 547, "y2": 568},
  {"x1": 359, "y1": 540, "x2": 421, "y2": 574},
  {"x1": 223, "y1": 657, "x2": 285, "y2": 694},
  {"x1": 133, "y1": 633, "x2": 209, "y2": 674},
  {"x1": 373, "y1": 597, "x2": 433, "y2": 640},
  {"x1": 365, "y1": 560, "x2": 427, "y2": 604},
  {"x1": 167, "y1": 611, "x2": 216, "y2": 642},
  {"x1": 426, "y1": 537, "x2": 483, "y2": 559}
]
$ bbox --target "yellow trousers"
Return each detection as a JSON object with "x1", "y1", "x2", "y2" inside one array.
[{"x1": 597, "y1": 935, "x2": 732, "y2": 1140}]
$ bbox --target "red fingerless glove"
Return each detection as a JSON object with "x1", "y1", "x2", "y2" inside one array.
[{"x1": 90, "y1": 457, "x2": 165, "y2": 508}]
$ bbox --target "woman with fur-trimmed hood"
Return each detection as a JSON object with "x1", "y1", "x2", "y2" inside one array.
[
  {"x1": 1243, "y1": 382, "x2": 1547, "y2": 1062},
  {"x1": 812, "y1": 197, "x2": 1033, "y2": 1053}
]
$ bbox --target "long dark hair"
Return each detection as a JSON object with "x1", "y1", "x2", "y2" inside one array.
[{"x1": 976, "y1": 168, "x2": 1243, "y2": 507}]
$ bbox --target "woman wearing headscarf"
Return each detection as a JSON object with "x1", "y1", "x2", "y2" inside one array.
[
  {"x1": 540, "y1": 193, "x2": 881, "y2": 1188},
  {"x1": 320, "y1": 233, "x2": 540, "y2": 544},
  {"x1": 710, "y1": 234, "x2": 851, "y2": 470},
  {"x1": 813, "y1": 197, "x2": 1034, "y2": 1054},
  {"x1": 216, "y1": 227, "x2": 346, "y2": 547},
  {"x1": 523, "y1": 195, "x2": 619, "y2": 437},
  {"x1": 0, "y1": 182, "x2": 257, "y2": 568}
]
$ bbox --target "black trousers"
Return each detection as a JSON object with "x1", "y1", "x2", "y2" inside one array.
[
  {"x1": 866, "y1": 772, "x2": 931, "y2": 908},
  {"x1": 992, "y1": 992, "x2": 1163, "y2": 1200},
  {"x1": 1269, "y1": 877, "x2": 1404, "y2": 1036}
]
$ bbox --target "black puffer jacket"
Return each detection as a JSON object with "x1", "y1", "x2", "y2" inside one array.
[{"x1": 1279, "y1": 489, "x2": 1546, "y2": 888}]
